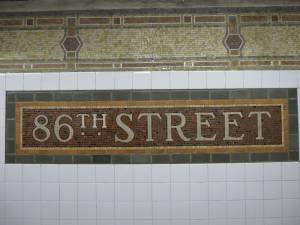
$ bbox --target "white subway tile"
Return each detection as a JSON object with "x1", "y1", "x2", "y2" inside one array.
[
  {"x1": 0, "y1": 201, "x2": 4, "y2": 219},
  {"x1": 115, "y1": 202, "x2": 133, "y2": 219},
  {"x1": 78, "y1": 183, "x2": 96, "y2": 201},
  {"x1": 208, "y1": 164, "x2": 226, "y2": 181},
  {"x1": 151, "y1": 71, "x2": 170, "y2": 89},
  {"x1": 24, "y1": 219, "x2": 41, "y2": 225},
  {"x1": 282, "y1": 199, "x2": 300, "y2": 217},
  {"x1": 0, "y1": 127, "x2": 4, "y2": 164},
  {"x1": 134, "y1": 202, "x2": 152, "y2": 219},
  {"x1": 0, "y1": 111, "x2": 5, "y2": 127},
  {"x1": 171, "y1": 183, "x2": 189, "y2": 201},
  {"x1": 96, "y1": 183, "x2": 114, "y2": 201},
  {"x1": 227, "y1": 182, "x2": 245, "y2": 200},
  {"x1": 206, "y1": 71, "x2": 226, "y2": 89},
  {"x1": 170, "y1": 71, "x2": 189, "y2": 89},
  {"x1": 188, "y1": 71, "x2": 207, "y2": 89},
  {"x1": 60, "y1": 219, "x2": 78, "y2": 225},
  {"x1": 263, "y1": 199, "x2": 282, "y2": 217},
  {"x1": 283, "y1": 218, "x2": 300, "y2": 225},
  {"x1": 225, "y1": 71, "x2": 244, "y2": 88},
  {"x1": 209, "y1": 182, "x2": 226, "y2": 201},
  {"x1": 42, "y1": 219, "x2": 59, "y2": 225},
  {"x1": 227, "y1": 200, "x2": 245, "y2": 219},
  {"x1": 245, "y1": 181, "x2": 263, "y2": 199},
  {"x1": 0, "y1": 164, "x2": 4, "y2": 182},
  {"x1": 5, "y1": 200, "x2": 23, "y2": 219},
  {"x1": 23, "y1": 73, "x2": 42, "y2": 90},
  {"x1": 41, "y1": 201, "x2": 59, "y2": 219},
  {"x1": 245, "y1": 200, "x2": 263, "y2": 218},
  {"x1": 77, "y1": 72, "x2": 96, "y2": 90},
  {"x1": 60, "y1": 183, "x2": 77, "y2": 201},
  {"x1": 171, "y1": 164, "x2": 189, "y2": 183},
  {"x1": 78, "y1": 165, "x2": 95, "y2": 183},
  {"x1": 41, "y1": 165, "x2": 59, "y2": 183},
  {"x1": 261, "y1": 71, "x2": 280, "y2": 88},
  {"x1": 134, "y1": 183, "x2": 151, "y2": 201},
  {"x1": 59, "y1": 165, "x2": 77, "y2": 183},
  {"x1": 190, "y1": 201, "x2": 208, "y2": 219},
  {"x1": 0, "y1": 73, "x2": 5, "y2": 90},
  {"x1": 244, "y1": 71, "x2": 261, "y2": 88},
  {"x1": 5, "y1": 182, "x2": 23, "y2": 200},
  {"x1": 6, "y1": 73, "x2": 23, "y2": 90},
  {"x1": 282, "y1": 162, "x2": 299, "y2": 180},
  {"x1": 263, "y1": 181, "x2": 281, "y2": 199},
  {"x1": 78, "y1": 201, "x2": 97, "y2": 219},
  {"x1": 78, "y1": 219, "x2": 97, "y2": 225},
  {"x1": 115, "y1": 183, "x2": 133, "y2": 201},
  {"x1": 282, "y1": 180, "x2": 300, "y2": 198},
  {"x1": 5, "y1": 164, "x2": 23, "y2": 182},
  {"x1": 190, "y1": 182, "x2": 208, "y2": 201},
  {"x1": 95, "y1": 72, "x2": 114, "y2": 90},
  {"x1": 23, "y1": 164, "x2": 40, "y2": 182},
  {"x1": 171, "y1": 201, "x2": 189, "y2": 219},
  {"x1": 0, "y1": 91, "x2": 5, "y2": 109},
  {"x1": 41, "y1": 183, "x2": 59, "y2": 201},
  {"x1": 97, "y1": 202, "x2": 114, "y2": 219},
  {"x1": 190, "y1": 164, "x2": 207, "y2": 182},
  {"x1": 5, "y1": 218, "x2": 23, "y2": 225},
  {"x1": 23, "y1": 182, "x2": 40, "y2": 200},
  {"x1": 246, "y1": 218, "x2": 264, "y2": 225},
  {"x1": 245, "y1": 163, "x2": 263, "y2": 181},
  {"x1": 115, "y1": 165, "x2": 133, "y2": 182},
  {"x1": 263, "y1": 163, "x2": 282, "y2": 181},
  {"x1": 60, "y1": 201, "x2": 77, "y2": 219},
  {"x1": 59, "y1": 72, "x2": 77, "y2": 90},
  {"x1": 133, "y1": 71, "x2": 151, "y2": 89},
  {"x1": 152, "y1": 164, "x2": 170, "y2": 182},
  {"x1": 23, "y1": 201, "x2": 41, "y2": 219},
  {"x1": 227, "y1": 163, "x2": 245, "y2": 181},
  {"x1": 114, "y1": 72, "x2": 133, "y2": 89},
  {"x1": 209, "y1": 219, "x2": 226, "y2": 225},
  {"x1": 279, "y1": 70, "x2": 298, "y2": 88},
  {"x1": 152, "y1": 183, "x2": 170, "y2": 201},
  {"x1": 264, "y1": 218, "x2": 281, "y2": 225},
  {"x1": 209, "y1": 201, "x2": 226, "y2": 219},
  {"x1": 153, "y1": 201, "x2": 171, "y2": 219},
  {"x1": 133, "y1": 165, "x2": 151, "y2": 183},
  {"x1": 95, "y1": 165, "x2": 114, "y2": 183},
  {"x1": 41, "y1": 72, "x2": 60, "y2": 90}
]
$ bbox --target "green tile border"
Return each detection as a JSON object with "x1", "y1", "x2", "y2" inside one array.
[{"x1": 5, "y1": 88, "x2": 299, "y2": 164}]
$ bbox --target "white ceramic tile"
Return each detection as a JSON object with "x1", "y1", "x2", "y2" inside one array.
[
  {"x1": 208, "y1": 164, "x2": 226, "y2": 181},
  {"x1": 153, "y1": 201, "x2": 171, "y2": 219},
  {"x1": 227, "y1": 200, "x2": 245, "y2": 219},
  {"x1": 188, "y1": 71, "x2": 207, "y2": 89},
  {"x1": 209, "y1": 219, "x2": 227, "y2": 225},
  {"x1": 152, "y1": 164, "x2": 170, "y2": 182},
  {"x1": 261, "y1": 71, "x2": 280, "y2": 88},
  {"x1": 282, "y1": 162, "x2": 299, "y2": 180},
  {"x1": 41, "y1": 201, "x2": 59, "y2": 219},
  {"x1": 5, "y1": 182, "x2": 23, "y2": 200},
  {"x1": 41, "y1": 72, "x2": 60, "y2": 90},
  {"x1": 23, "y1": 201, "x2": 41, "y2": 219},
  {"x1": 78, "y1": 220, "x2": 97, "y2": 225},
  {"x1": 225, "y1": 71, "x2": 244, "y2": 88},
  {"x1": 245, "y1": 200, "x2": 263, "y2": 218},
  {"x1": 41, "y1": 165, "x2": 59, "y2": 183},
  {"x1": 115, "y1": 183, "x2": 133, "y2": 201},
  {"x1": 5, "y1": 218, "x2": 23, "y2": 225},
  {"x1": 59, "y1": 72, "x2": 77, "y2": 90},
  {"x1": 264, "y1": 181, "x2": 281, "y2": 199},
  {"x1": 0, "y1": 164, "x2": 4, "y2": 181},
  {"x1": 209, "y1": 201, "x2": 226, "y2": 219},
  {"x1": 0, "y1": 182, "x2": 5, "y2": 201},
  {"x1": 60, "y1": 183, "x2": 77, "y2": 201},
  {"x1": 60, "y1": 201, "x2": 77, "y2": 219},
  {"x1": 190, "y1": 164, "x2": 207, "y2": 182},
  {"x1": 244, "y1": 71, "x2": 261, "y2": 88},
  {"x1": 0, "y1": 91, "x2": 5, "y2": 109},
  {"x1": 115, "y1": 165, "x2": 133, "y2": 183},
  {"x1": 282, "y1": 199, "x2": 300, "y2": 217},
  {"x1": 5, "y1": 164, "x2": 22, "y2": 182},
  {"x1": 59, "y1": 165, "x2": 77, "y2": 183},
  {"x1": 245, "y1": 163, "x2": 263, "y2": 181},
  {"x1": 97, "y1": 202, "x2": 114, "y2": 219},
  {"x1": 279, "y1": 70, "x2": 298, "y2": 88},
  {"x1": 227, "y1": 163, "x2": 245, "y2": 181},
  {"x1": 246, "y1": 218, "x2": 264, "y2": 225},
  {"x1": 171, "y1": 201, "x2": 189, "y2": 219},
  {"x1": 209, "y1": 182, "x2": 226, "y2": 201},
  {"x1": 132, "y1": 71, "x2": 151, "y2": 89},
  {"x1": 115, "y1": 220, "x2": 134, "y2": 225},
  {"x1": 264, "y1": 218, "x2": 281, "y2": 225},
  {"x1": 263, "y1": 163, "x2": 282, "y2": 181},
  {"x1": 245, "y1": 181, "x2": 263, "y2": 199},
  {"x1": 98, "y1": 219, "x2": 115, "y2": 225},
  {"x1": 78, "y1": 201, "x2": 97, "y2": 219},
  {"x1": 227, "y1": 182, "x2": 245, "y2": 200},
  {"x1": 6, "y1": 73, "x2": 23, "y2": 90},
  {"x1": 77, "y1": 72, "x2": 96, "y2": 90},
  {"x1": 114, "y1": 72, "x2": 133, "y2": 89},
  {"x1": 23, "y1": 164, "x2": 40, "y2": 182},
  {"x1": 190, "y1": 182, "x2": 208, "y2": 201},
  {"x1": 171, "y1": 164, "x2": 189, "y2": 183},
  {"x1": 170, "y1": 71, "x2": 189, "y2": 89},
  {"x1": 41, "y1": 183, "x2": 59, "y2": 201},
  {"x1": 206, "y1": 71, "x2": 226, "y2": 89},
  {"x1": 133, "y1": 165, "x2": 151, "y2": 183},
  {"x1": 23, "y1": 73, "x2": 42, "y2": 90},
  {"x1": 263, "y1": 199, "x2": 282, "y2": 217},
  {"x1": 95, "y1": 72, "x2": 115, "y2": 90},
  {"x1": 282, "y1": 180, "x2": 300, "y2": 198},
  {"x1": 134, "y1": 183, "x2": 151, "y2": 201},
  {"x1": 151, "y1": 71, "x2": 170, "y2": 89},
  {"x1": 171, "y1": 183, "x2": 189, "y2": 201},
  {"x1": 96, "y1": 183, "x2": 115, "y2": 201},
  {"x1": 5, "y1": 200, "x2": 23, "y2": 219},
  {"x1": 23, "y1": 182, "x2": 40, "y2": 200},
  {"x1": 152, "y1": 183, "x2": 170, "y2": 201},
  {"x1": 95, "y1": 165, "x2": 114, "y2": 183},
  {"x1": 0, "y1": 129, "x2": 4, "y2": 164},
  {"x1": 60, "y1": 219, "x2": 78, "y2": 225},
  {"x1": 23, "y1": 219, "x2": 41, "y2": 225},
  {"x1": 78, "y1": 183, "x2": 96, "y2": 201},
  {"x1": 0, "y1": 73, "x2": 6, "y2": 90},
  {"x1": 190, "y1": 201, "x2": 208, "y2": 219},
  {"x1": 282, "y1": 218, "x2": 300, "y2": 225},
  {"x1": 134, "y1": 202, "x2": 152, "y2": 219},
  {"x1": 78, "y1": 165, "x2": 95, "y2": 183},
  {"x1": 115, "y1": 202, "x2": 133, "y2": 219}
]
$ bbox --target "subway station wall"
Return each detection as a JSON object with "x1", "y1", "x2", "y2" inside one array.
[{"x1": 0, "y1": 71, "x2": 300, "y2": 225}]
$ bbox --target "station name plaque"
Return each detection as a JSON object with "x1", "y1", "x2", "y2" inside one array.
[{"x1": 15, "y1": 99, "x2": 288, "y2": 155}]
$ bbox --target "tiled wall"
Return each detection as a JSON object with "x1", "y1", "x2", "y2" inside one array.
[{"x1": 0, "y1": 70, "x2": 300, "y2": 225}]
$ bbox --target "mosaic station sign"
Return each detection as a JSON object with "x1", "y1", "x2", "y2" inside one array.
[{"x1": 15, "y1": 99, "x2": 288, "y2": 155}]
